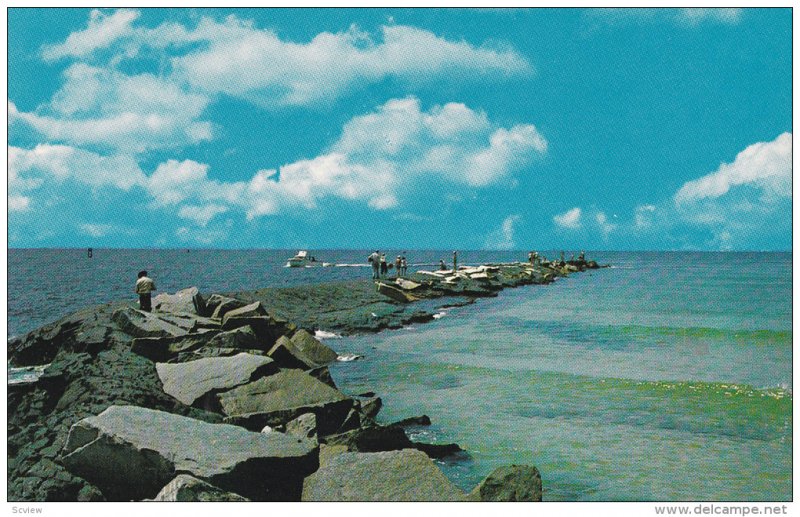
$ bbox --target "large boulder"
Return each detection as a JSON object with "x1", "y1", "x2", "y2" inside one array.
[
  {"x1": 130, "y1": 331, "x2": 219, "y2": 362},
  {"x1": 153, "y1": 287, "x2": 206, "y2": 316},
  {"x1": 468, "y1": 465, "x2": 542, "y2": 502},
  {"x1": 206, "y1": 295, "x2": 249, "y2": 319},
  {"x1": 61, "y1": 405, "x2": 319, "y2": 501},
  {"x1": 267, "y1": 336, "x2": 314, "y2": 370},
  {"x1": 302, "y1": 449, "x2": 467, "y2": 502},
  {"x1": 324, "y1": 424, "x2": 462, "y2": 459},
  {"x1": 151, "y1": 475, "x2": 249, "y2": 502},
  {"x1": 205, "y1": 325, "x2": 261, "y2": 350},
  {"x1": 217, "y1": 369, "x2": 354, "y2": 435},
  {"x1": 111, "y1": 307, "x2": 188, "y2": 339},
  {"x1": 290, "y1": 329, "x2": 338, "y2": 365},
  {"x1": 156, "y1": 353, "x2": 277, "y2": 408},
  {"x1": 222, "y1": 301, "x2": 267, "y2": 323}
]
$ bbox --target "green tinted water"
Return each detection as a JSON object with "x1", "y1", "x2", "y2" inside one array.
[{"x1": 329, "y1": 252, "x2": 792, "y2": 501}]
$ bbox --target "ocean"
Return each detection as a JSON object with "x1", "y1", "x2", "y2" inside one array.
[{"x1": 6, "y1": 249, "x2": 792, "y2": 501}]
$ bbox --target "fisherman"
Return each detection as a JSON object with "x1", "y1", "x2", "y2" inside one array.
[
  {"x1": 453, "y1": 251, "x2": 458, "y2": 272},
  {"x1": 395, "y1": 255, "x2": 403, "y2": 277},
  {"x1": 380, "y1": 253, "x2": 388, "y2": 277},
  {"x1": 135, "y1": 270, "x2": 156, "y2": 312},
  {"x1": 579, "y1": 250, "x2": 585, "y2": 261},
  {"x1": 439, "y1": 259, "x2": 447, "y2": 271},
  {"x1": 368, "y1": 250, "x2": 380, "y2": 279},
  {"x1": 401, "y1": 253, "x2": 408, "y2": 276},
  {"x1": 528, "y1": 251, "x2": 534, "y2": 265},
  {"x1": 560, "y1": 251, "x2": 565, "y2": 266}
]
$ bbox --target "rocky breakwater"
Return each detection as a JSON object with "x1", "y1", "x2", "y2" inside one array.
[{"x1": 8, "y1": 283, "x2": 546, "y2": 502}]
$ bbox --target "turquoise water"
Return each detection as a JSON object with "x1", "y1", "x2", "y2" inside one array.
[{"x1": 329, "y1": 252, "x2": 792, "y2": 501}]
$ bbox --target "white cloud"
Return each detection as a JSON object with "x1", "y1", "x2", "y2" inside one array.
[
  {"x1": 553, "y1": 207, "x2": 582, "y2": 229},
  {"x1": 8, "y1": 195, "x2": 31, "y2": 212},
  {"x1": 42, "y1": 9, "x2": 140, "y2": 61},
  {"x1": 485, "y1": 214, "x2": 521, "y2": 250},
  {"x1": 9, "y1": 144, "x2": 147, "y2": 194},
  {"x1": 677, "y1": 8, "x2": 742, "y2": 26},
  {"x1": 675, "y1": 132, "x2": 791, "y2": 205},
  {"x1": 634, "y1": 204, "x2": 657, "y2": 229},
  {"x1": 79, "y1": 223, "x2": 114, "y2": 237},
  {"x1": 10, "y1": 65, "x2": 212, "y2": 153},
  {"x1": 177, "y1": 204, "x2": 230, "y2": 226},
  {"x1": 41, "y1": 11, "x2": 531, "y2": 108},
  {"x1": 586, "y1": 8, "x2": 743, "y2": 29},
  {"x1": 595, "y1": 211, "x2": 616, "y2": 238}
]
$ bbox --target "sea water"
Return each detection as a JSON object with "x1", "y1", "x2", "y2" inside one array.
[
  {"x1": 7, "y1": 250, "x2": 791, "y2": 500},
  {"x1": 328, "y1": 252, "x2": 792, "y2": 501}
]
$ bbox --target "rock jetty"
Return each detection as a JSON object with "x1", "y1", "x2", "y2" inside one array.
[{"x1": 8, "y1": 258, "x2": 602, "y2": 502}]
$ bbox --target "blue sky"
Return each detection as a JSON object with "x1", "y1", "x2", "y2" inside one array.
[{"x1": 7, "y1": 8, "x2": 792, "y2": 250}]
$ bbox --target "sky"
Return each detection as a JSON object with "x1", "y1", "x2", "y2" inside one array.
[{"x1": 7, "y1": 7, "x2": 792, "y2": 250}]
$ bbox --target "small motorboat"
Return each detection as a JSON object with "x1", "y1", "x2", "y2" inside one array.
[{"x1": 285, "y1": 250, "x2": 334, "y2": 268}]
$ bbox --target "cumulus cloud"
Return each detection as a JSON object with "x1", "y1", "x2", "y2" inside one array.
[
  {"x1": 10, "y1": 65, "x2": 212, "y2": 153},
  {"x1": 485, "y1": 214, "x2": 521, "y2": 250},
  {"x1": 9, "y1": 144, "x2": 147, "y2": 193},
  {"x1": 675, "y1": 132, "x2": 791, "y2": 205},
  {"x1": 42, "y1": 9, "x2": 140, "y2": 61},
  {"x1": 41, "y1": 10, "x2": 531, "y2": 108},
  {"x1": 595, "y1": 211, "x2": 617, "y2": 238},
  {"x1": 553, "y1": 207, "x2": 582, "y2": 229}
]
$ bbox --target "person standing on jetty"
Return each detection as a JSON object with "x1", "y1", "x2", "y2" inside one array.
[
  {"x1": 401, "y1": 252, "x2": 408, "y2": 276},
  {"x1": 135, "y1": 271, "x2": 156, "y2": 312},
  {"x1": 453, "y1": 251, "x2": 458, "y2": 272},
  {"x1": 395, "y1": 255, "x2": 403, "y2": 277},
  {"x1": 368, "y1": 250, "x2": 380, "y2": 279},
  {"x1": 380, "y1": 253, "x2": 388, "y2": 277}
]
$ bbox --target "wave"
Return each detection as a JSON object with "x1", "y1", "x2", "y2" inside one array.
[{"x1": 314, "y1": 330, "x2": 342, "y2": 340}]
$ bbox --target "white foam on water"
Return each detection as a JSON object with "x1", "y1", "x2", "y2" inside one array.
[
  {"x1": 314, "y1": 330, "x2": 342, "y2": 340},
  {"x1": 337, "y1": 354, "x2": 363, "y2": 362},
  {"x1": 432, "y1": 312, "x2": 447, "y2": 319}
]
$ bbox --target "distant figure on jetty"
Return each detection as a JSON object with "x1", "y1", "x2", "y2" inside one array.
[
  {"x1": 579, "y1": 250, "x2": 585, "y2": 261},
  {"x1": 380, "y1": 253, "x2": 388, "y2": 277},
  {"x1": 439, "y1": 259, "x2": 447, "y2": 271},
  {"x1": 395, "y1": 255, "x2": 403, "y2": 277},
  {"x1": 453, "y1": 251, "x2": 458, "y2": 272},
  {"x1": 528, "y1": 250, "x2": 539, "y2": 266},
  {"x1": 87, "y1": 247, "x2": 93, "y2": 258},
  {"x1": 401, "y1": 253, "x2": 408, "y2": 276},
  {"x1": 560, "y1": 251, "x2": 565, "y2": 266},
  {"x1": 135, "y1": 271, "x2": 156, "y2": 312},
  {"x1": 368, "y1": 250, "x2": 380, "y2": 279}
]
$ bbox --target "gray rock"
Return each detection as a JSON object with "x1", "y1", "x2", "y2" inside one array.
[
  {"x1": 222, "y1": 302, "x2": 268, "y2": 325},
  {"x1": 156, "y1": 353, "x2": 277, "y2": 408},
  {"x1": 267, "y1": 336, "x2": 314, "y2": 370},
  {"x1": 169, "y1": 347, "x2": 269, "y2": 363},
  {"x1": 206, "y1": 295, "x2": 249, "y2": 319},
  {"x1": 153, "y1": 287, "x2": 206, "y2": 316},
  {"x1": 361, "y1": 397, "x2": 382, "y2": 419},
  {"x1": 218, "y1": 369, "x2": 354, "y2": 435},
  {"x1": 289, "y1": 329, "x2": 338, "y2": 365},
  {"x1": 205, "y1": 325, "x2": 261, "y2": 350},
  {"x1": 469, "y1": 465, "x2": 542, "y2": 502},
  {"x1": 111, "y1": 307, "x2": 189, "y2": 339},
  {"x1": 302, "y1": 449, "x2": 467, "y2": 502},
  {"x1": 61, "y1": 405, "x2": 319, "y2": 501},
  {"x1": 285, "y1": 413, "x2": 318, "y2": 441},
  {"x1": 131, "y1": 331, "x2": 219, "y2": 362},
  {"x1": 152, "y1": 474, "x2": 250, "y2": 502}
]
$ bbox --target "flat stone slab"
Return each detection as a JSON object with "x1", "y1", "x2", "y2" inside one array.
[
  {"x1": 61, "y1": 405, "x2": 318, "y2": 501},
  {"x1": 290, "y1": 329, "x2": 338, "y2": 365},
  {"x1": 153, "y1": 287, "x2": 205, "y2": 315},
  {"x1": 205, "y1": 325, "x2": 261, "y2": 350},
  {"x1": 131, "y1": 331, "x2": 219, "y2": 362},
  {"x1": 302, "y1": 449, "x2": 466, "y2": 502},
  {"x1": 111, "y1": 307, "x2": 189, "y2": 339},
  {"x1": 206, "y1": 294, "x2": 249, "y2": 319},
  {"x1": 218, "y1": 369, "x2": 353, "y2": 434},
  {"x1": 156, "y1": 353, "x2": 277, "y2": 407},
  {"x1": 152, "y1": 474, "x2": 250, "y2": 502}
]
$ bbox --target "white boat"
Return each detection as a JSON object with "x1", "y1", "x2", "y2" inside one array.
[{"x1": 286, "y1": 250, "x2": 329, "y2": 268}]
